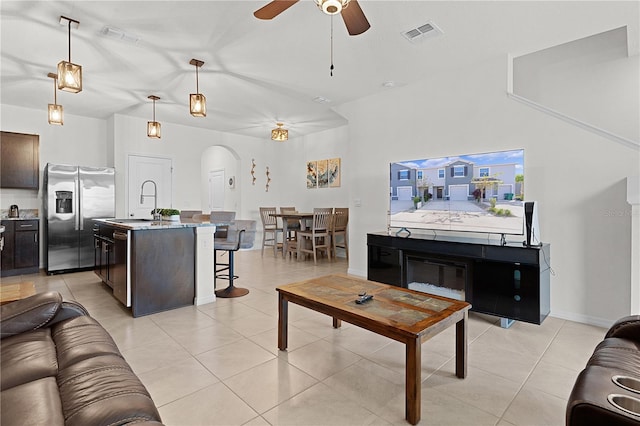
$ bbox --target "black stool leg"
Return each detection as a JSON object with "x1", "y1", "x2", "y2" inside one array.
[{"x1": 215, "y1": 250, "x2": 249, "y2": 298}]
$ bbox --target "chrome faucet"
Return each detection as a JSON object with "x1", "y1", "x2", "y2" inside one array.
[{"x1": 140, "y1": 180, "x2": 160, "y2": 221}]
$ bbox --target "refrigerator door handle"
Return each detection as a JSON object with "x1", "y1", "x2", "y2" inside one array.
[
  {"x1": 74, "y1": 176, "x2": 80, "y2": 231},
  {"x1": 79, "y1": 177, "x2": 84, "y2": 231}
]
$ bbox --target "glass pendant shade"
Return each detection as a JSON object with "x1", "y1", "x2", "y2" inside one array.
[
  {"x1": 190, "y1": 93, "x2": 206, "y2": 117},
  {"x1": 271, "y1": 123, "x2": 288, "y2": 141},
  {"x1": 189, "y1": 59, "x2": 206, "y2": 117},
  {"x1": 48, "y1": 104, "x2": 64, "y2": 125},
  {"x1": 147, "y1": 121, "x2": 161, "y2": 138},
  {"x1": 147, "y1": 95, "x2": 161, "y2": 138},
  {"x1": 57, "y1": 61, "x2": 82, "y2": 93},
  {"x1": 57, "y1": 17, "x2": 82, "y2": 93},
  {"x1": 47, "y1": 72, "x2": 63, "y2": 125}
]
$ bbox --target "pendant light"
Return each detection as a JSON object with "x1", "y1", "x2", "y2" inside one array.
[
  {"x1": 57, "y1": 16, "x2": 82, "y2": 93},
  {"x1": 189, "y1": 59, "x2": 206, "y2": 117},
  {"x1": 271, "y1": 123, "x2": 288, "y2": 141},
  {"x1": 147, "y1": 95, "x2": 161, "y2": 138},
  {"x1": 47, "y1": 73, "x2": 63, "y2": 125}
]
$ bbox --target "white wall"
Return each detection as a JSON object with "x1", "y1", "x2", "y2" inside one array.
[{"x1": 337, "y1": 52, "x2": 639, "y2": 327}]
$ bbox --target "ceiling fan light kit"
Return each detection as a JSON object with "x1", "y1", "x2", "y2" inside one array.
[
  {"x1": 271, "y1": 123, "x2": 288, "y2": 141},
  {"x1": 189, "y1": 58, "x2": 206, "y2": 117},
  {"x1": 57, "y1": 16, "x2": 82, "y2": 93},
  {"x1": 316, "y1": 0, "x2": 349, "y2": 15},
  {"x1": 147, "y1": 95, "x2": 161, "y2": 139},
  {"x1": 47, "y1": 72, "x2": 63, "y2": 125}
]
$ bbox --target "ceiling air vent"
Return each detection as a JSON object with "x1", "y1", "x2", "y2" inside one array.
[{"x1": 402, "y1": 21, "x2": 443, "y2": 43}]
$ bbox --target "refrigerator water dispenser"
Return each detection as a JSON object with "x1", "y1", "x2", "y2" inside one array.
[{"x1": 55, "y1": 191, "x2": 73, "y2": 214}]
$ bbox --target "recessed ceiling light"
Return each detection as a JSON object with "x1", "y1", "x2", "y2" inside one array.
[{"x1": 382, "y1": 81, "x2": 396, "y2": 88}]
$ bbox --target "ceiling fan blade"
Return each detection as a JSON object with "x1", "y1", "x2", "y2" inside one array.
[
  {"x1": 341, "y1": 0, "x2": 370, "y2": 35},
  {"x1": 254, "y1": 0, "x2": 300, "y2": 20}
]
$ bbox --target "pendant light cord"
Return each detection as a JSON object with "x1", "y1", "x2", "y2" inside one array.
[
  {"x1": 195, "y1": 64, "x2": 199, "y2": 93},
  {"x1": 330, "y1": 16, "x2": 334, "y2": 76},
  {"x1": 68, "y1": 20, "x2": 72, "y2": 62}
]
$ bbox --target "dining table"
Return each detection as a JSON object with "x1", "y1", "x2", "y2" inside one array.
[{"x1": 270, "y1": 212, "x2": 314, "y2": 257}]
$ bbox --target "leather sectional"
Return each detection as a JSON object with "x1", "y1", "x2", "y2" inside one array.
[
  {"x1": 0, "y1": 291, "x2": 163, "y2": 425},
  {"x1": 566, "y1": 315, "x2": 640, "y2": 426}
]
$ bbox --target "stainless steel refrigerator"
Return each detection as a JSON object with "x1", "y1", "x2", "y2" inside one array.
[{"x1": 44, "y1": 163, "x2": 115, "y2": 274}]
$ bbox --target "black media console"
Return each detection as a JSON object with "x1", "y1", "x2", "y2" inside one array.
[{"x1": 367, "y1": 232, "x2": 551, "y2": 326}]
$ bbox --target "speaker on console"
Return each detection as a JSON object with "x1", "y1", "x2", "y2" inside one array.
[{"x1": 524, "y1": 201, "x2": 541, "y2": 246}]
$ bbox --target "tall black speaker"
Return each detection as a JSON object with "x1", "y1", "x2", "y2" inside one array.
[{"x1": 524, "y1": 201, "x2": 540, "y2": 246}]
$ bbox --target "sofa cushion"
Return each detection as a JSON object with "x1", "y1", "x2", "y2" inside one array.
[
  {"x1": 52, "y1": 316, "x2": 122, "y2": 370},
  {"x1": 0, "y1": 329, "x2": 57, "y2": 390},
  {"x1": 588, "y1": 338, "x2": 640, "y2": 376},
  {"x1": 1, "y1": 377, "x2": 65, "y2": 425},
  {"x1": 0, "y1": 291, "x2": 61, "y2": 339},
  {"x1": 58, "y1": 354, "x2": 161, "y2": 426}
]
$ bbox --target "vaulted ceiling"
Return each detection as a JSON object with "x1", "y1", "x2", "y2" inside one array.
[{"x1": 1, "y1": 1, "x2": 637, "y2": 139}]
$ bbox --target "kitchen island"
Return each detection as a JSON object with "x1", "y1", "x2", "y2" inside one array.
[{"x1": 93, "y1": 218, "x2": 216, "y2": 317}]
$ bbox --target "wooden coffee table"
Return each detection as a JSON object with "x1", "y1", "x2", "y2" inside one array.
[
  {"x1": 0, "y1": 281, "x2": 36, "y2": 305},
  {"x1": 276, "y1": 274, "x2": 471, "y2": 425}
]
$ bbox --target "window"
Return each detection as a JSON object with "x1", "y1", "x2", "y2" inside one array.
[
  {"x1": 417, "y1": 170, "x2": 423, "y2": 180},
  {"x1": 438, "y1": 169, "x2": 445, "y2": 179},
  {"x1": 453, "y1": 166, "x2": 465, "y2": 177},
  {"x1": 398, "y1": 170, "x2": 410, "y2": 180},
  {"x1": 479, "y1": 167, "x2": 490, "y2": 177}
]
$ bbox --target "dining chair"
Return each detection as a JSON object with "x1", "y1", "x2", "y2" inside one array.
[
  {"x1": 214, "y1": 219, "x2": 256, "y2": 298},
  {"x1": 280, "y1": 207, "x2": 300, "y2": 258},
  {"x1": 297, "y1": 207, "x2": 333, "y2": 263},
  {"x1": 330, "y1": 207, "x2": 349, "y2": 259},
  {"x1": 259, "y1": 207, "x2": 283, "y2": 257}
]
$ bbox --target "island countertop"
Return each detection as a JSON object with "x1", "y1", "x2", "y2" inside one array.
[{"x1": 94, "y1": 218, "x2": 216, "y2": 231}]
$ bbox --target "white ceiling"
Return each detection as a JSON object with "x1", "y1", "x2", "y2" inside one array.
[{"x1": 1, "y1": 1, "x2": 637, "y2": 139}]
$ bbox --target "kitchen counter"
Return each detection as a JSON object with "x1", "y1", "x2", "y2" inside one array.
[
  {"x1": 93, "y1": 219, "x2": 216, "y2": 317},
  {"x1": 95, "y1": 218, "x2": 215, "y2": 230}
]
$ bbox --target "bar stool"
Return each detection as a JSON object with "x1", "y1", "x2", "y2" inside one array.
[
  {"x1": 280, "y1": 207, "x2": 300, "y2": 258},
  {"x1": 297, "y1": 208, "x2": 333, "y2": 263},
  {"x1": 214, "y1": 220, "x2": 256, "y2": 298}
]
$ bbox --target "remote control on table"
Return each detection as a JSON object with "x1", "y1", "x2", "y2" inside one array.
[{"x1": 356, "y1": 294, "x2": 374, "y2": 304}]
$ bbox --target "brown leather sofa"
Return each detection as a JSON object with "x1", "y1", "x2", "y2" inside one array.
[
  {"x1": 1, "y1": 291, "x2": 163, "y2": 425},
  {"x1": 566, "y1": 315, "x2": 640, "y2": 426}
]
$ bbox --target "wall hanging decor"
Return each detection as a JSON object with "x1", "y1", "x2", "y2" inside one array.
[
  {"x1": 265, "y1": 166, "x2": 271, "y2": 192},
  {"x1": 251, "y1": 159, "x2": 256, "y2": 185},
  {"x1": 328, "y1": 157, "x2": 341, "y2": 187},
  {"x1": 306, "y1": 161, "x2": 317, "y2": 189},
  {"x1": 317, "y1": 159, "x2": 328, "y2": 188},
  {"x1": 306, "y1": 157, "x2": 341, "y2": 189}
]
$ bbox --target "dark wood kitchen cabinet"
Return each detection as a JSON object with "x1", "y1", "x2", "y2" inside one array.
[
  {"x1": 1, "y1": 131, "x2": 40, "y2": 189},
  {"x1": 1, "y1": 219, "x2": 40, "y2": 277}
]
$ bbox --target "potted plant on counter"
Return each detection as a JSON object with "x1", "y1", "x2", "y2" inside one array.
[{"x1": 151, "y1": 208, "x2": 181, "y2": 221}]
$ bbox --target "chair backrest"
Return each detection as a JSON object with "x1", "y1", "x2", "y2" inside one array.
[
  {"x1": 210, "y1": 211, "x2": 236, "y2": 239},
  {"x1": 227, "y1": 220, "x2": 257, "y2": 249},
  {"x1": 191, "y1": 213, "x2": 210, "y2": 223},
  {"x1": 259, "y1": 207, "x2": 277, "y2": 228},
  {"x1": 280, "y1": 207, "x2": 300, "y2": 228},
  {"x1": 182, "y1": 210, "x2": 202, "y2": 220},
  {"x1": 332, "y1": 208, "x2": 349, "y2": 231},
  {"x1": 312, "y1": 208, "x2": 333, "y2": 231}
]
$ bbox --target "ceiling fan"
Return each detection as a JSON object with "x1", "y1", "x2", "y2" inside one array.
[{"x1": 254, "y1": 0, "x2": 371, "y2": 36}]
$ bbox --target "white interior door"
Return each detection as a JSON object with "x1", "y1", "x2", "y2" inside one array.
[
  {"x1": 128, "y1": 155, "x2": 173, "y2": 218},
  {"x1": 208, "y1": 170, "x2": 225, "y2": 212}
]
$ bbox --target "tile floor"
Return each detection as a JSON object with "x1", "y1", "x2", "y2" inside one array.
[{"x1": 4, "y1": 250, "x2": 607, "y2": 426}]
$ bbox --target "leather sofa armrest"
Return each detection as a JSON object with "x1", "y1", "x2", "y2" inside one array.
[
  {"x1": 0, "y1": 291, "x2": 62, "y2": 339},
  {"x1": 48, "y1": 300, "x2": 90, "y2": 326},
  {"x1": 605, "y1": 315, "x2": 640, "y2": 340}
]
